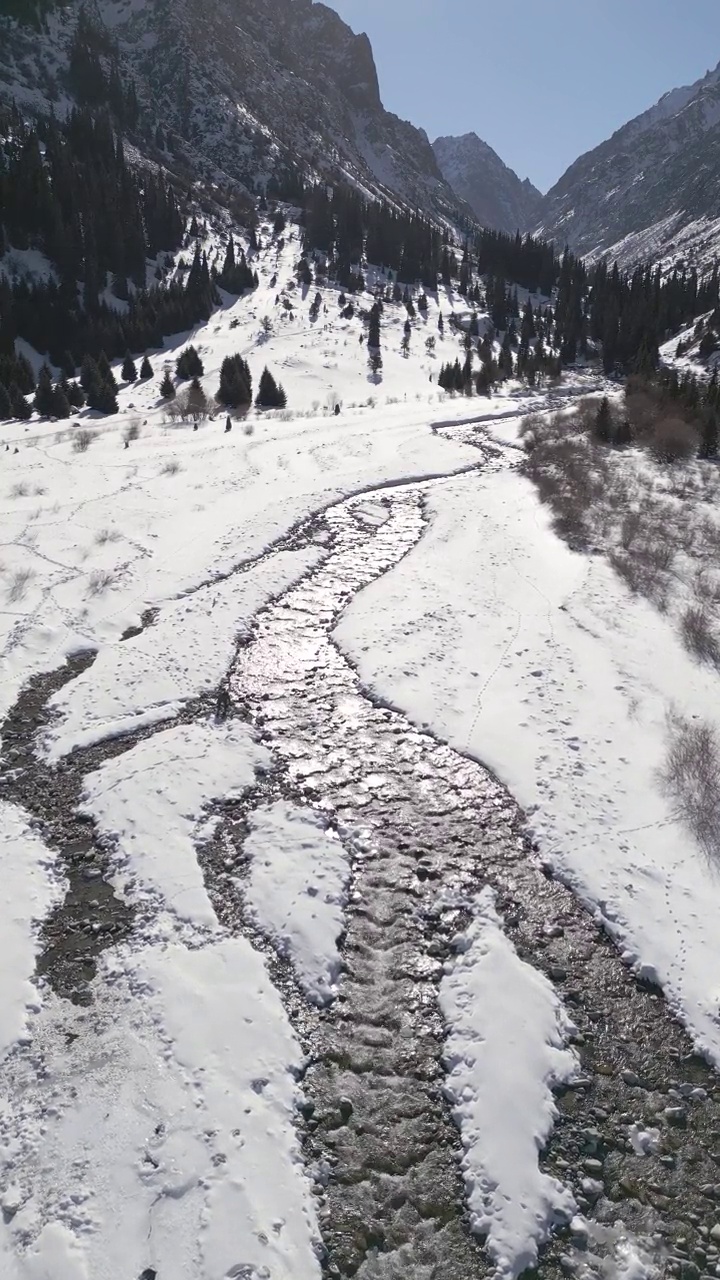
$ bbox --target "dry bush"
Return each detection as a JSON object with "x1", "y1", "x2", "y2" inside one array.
[
  {"x1": 73, "y1": 429, "x2": 97, "y2": 453},
  {"x1": 87, "y1": 568, "x2": 116, "y2": 596},
  {"x1": 620, "y1": 510, "x2": 643, "y2": 551},
  {"x1": 680, "y1": 604, "x2": 720, "y2": 669},
  {"x1": 609, "y1": 546, "x2": 671, "y2": 612},
  {"x1": 569, "y1": 397, "x2": 604, "y2": 433},
  {"x1": 10, "y1": 481, "x2": 30, "y2": 498},
  {"x1": 161, "y1": 458, "x2": 182, "y2": 475},
  {"x1": 650, "y1": 416, "x2": 699, "y2": 464},
  {"x1": 95, "y1": 528, "x2": 122, "y2": 545},
  {"x1": 6, "y1": 567, "x2": 35, "y2": 602},
  {"x1": 692, "y1": 566, "x2": 720, "y2": 608},
  {"x1": 124, "y1": 418, "x2": 141, "y2": 444},
  {"x1": 660, "y1": 712, "x2": 720, "y2": 864}
]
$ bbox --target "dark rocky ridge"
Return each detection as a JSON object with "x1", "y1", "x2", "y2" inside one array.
[{"x1": 0, "y1": 0, "x2": 472, "y2": 227}]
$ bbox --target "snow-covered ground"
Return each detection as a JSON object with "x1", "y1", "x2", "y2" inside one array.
[{"x1": 1, "y1": 216, "x2": 712, "y2": 1277}]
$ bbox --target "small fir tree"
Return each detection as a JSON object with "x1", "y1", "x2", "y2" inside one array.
[
  {"x1": 0, "y1": 382, "x2": 12, "y2": 420},
  {"x1": 10, "y1": 383, "x2": 32, "y2": 420},
  {"x1": 160, "y1": 371, "x2": 176, "y2": 399},
  {"x1": 176, "y1": 345, "x2": 204, "y2": 379},
  {"x1": 122, "y1": 351, "x2": 138, "y2": 382},
  {"x1": 255, "y1": 367, "x2": 286, "y2": 408},
  {"x1": 34, "y1": 364, "x2": 56, "y2": 417}
]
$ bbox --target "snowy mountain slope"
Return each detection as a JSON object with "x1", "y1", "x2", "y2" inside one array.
[
  {"x1": 536, "y1": 60, "x2": 720, "y2": 267},
  {"x1": 433, "y1": 132, "x2": 543, "y2": 235},
  {"x1": 0, "y1": 0, "x2": 472, "y2": 227}
]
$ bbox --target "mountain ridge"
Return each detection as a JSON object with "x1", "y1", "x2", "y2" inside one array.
[{"x1": 432, "y1": 131, "x2": 543, "y2": 235}]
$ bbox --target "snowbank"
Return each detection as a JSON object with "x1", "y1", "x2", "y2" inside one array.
[
  {"x1": 440, "y1": 888, "x2": 577, "y2": 1278},
  {"x1": 244, "y1": 801, "x2": 351, "y2": 1004},
  {"x1": 0, "y1": 803, "x2": 62, "y2": 1064},
  {"x1": 82, "y1": 720, "x2": 269, "y2": 929}
]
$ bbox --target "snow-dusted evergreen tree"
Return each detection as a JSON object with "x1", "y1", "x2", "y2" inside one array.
[{"x1": 255, "y1": 368, "x2": 286, "y2": 409}]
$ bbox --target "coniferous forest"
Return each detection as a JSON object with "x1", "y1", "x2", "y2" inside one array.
[{"x1": 2, "y1": 39, "x2": 720, "y2": 425}]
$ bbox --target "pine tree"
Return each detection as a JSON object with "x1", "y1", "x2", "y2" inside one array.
[
  {"x1": 9, "y1": 383, "x2": 32, "y2": 420},
  {"x1": 97, "y1": 352, "x2": 117, "y2": 392},
  {"x1": 0, "y1": 382, "x2": 12, "y2": 420},
  {"x1": 80, "y1": 355, "x2": 100, "y2": 392},
  {"x1": 594, "y1": 396, "x2": 613, "y2": 444},
  {"x1": 176, "y1": 345, "x2": 204, "y2": 379},
  {"x1": 368, "y1": 302, "x2": 381, "y2": 350},
  {"x1": 218, "y1": 354, "x2": 252, "y2": 408},
  {"x1": 186, "y1": 375, "x2": 208, "y2": 418},
  {"x1": 34, "y1": 364, "x2": 56, "y2": 417},
  {"x1": 140, "y1": 355, "x2": 153, "y2": 379},
  {"x1": 700, "y1": 411, "x2": 719, "y2": 460},
  {"x1": 160, "y1": 370, "x2": 175, "y2": 399},
  {"x1": 66, "y1": 380, "x2": 85, "y2": 409},
  {"x1": 255, "y1": 367, "x2": 286, "y2": 408},
  {"x1": 51, "y1": 381, "x2": 71, "y2": 419},
  {"x1": 368, "y1": 350, "x2": 383, "y2": 381},
  {"x1": 122, "y1": 350, "x2": 138, "y2": 382}
]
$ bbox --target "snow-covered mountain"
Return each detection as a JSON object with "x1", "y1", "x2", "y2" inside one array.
[
  {"x1": 536, "y1": 61, "x2": 720, "y2": 270},
  {"x1": 432, "y1": 132, "x2": 543, "y2": 235},
  {"x1": 0, "y1": 0, "x2": 471, "y2": 226}
]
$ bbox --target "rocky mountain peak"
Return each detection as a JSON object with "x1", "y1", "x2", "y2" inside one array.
[{"x1": 432, "y1": 132, "x2": 543, "y2": 235}]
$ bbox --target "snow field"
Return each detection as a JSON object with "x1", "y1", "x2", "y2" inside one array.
[{"x1": 0, "y1": 942, "x2": 322, "y2": 1280}]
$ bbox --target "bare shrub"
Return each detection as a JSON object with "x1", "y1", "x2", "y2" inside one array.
[
  {"x1": 620, "y1": 510, "x2": 643, "y2": 551},
  {"x1": 87, "y1": 568, "x2": 115, "y2": 596},
  {"x1": 95, "y1": 528, "x2": 122, "y2": 545},
  {"x1": 661, "y1": 712, "x2": 720, "y2": 864},
  {"x1": 161, "y1": 458, "x2": 182, "y2": 475},
  {"x1": 680, "y1": 605, "x2": 720, "y2": 669},
  {"x1": 124, "y1": 418, "x2": 141, "y2": 445},
  {"x1": 10, "y1": 481, "x2": 30, "y2": 498},
  {"x1": 608, "y1": 548, "x2": 670, "y2": 612},
  {"x1": 650, "y1": 416, "x2": 698, "y2": 464},
  {"x1": 73, "y1": 429, "x2": 97, "y2": 454},
  {"x1": 6, "y1": 567, "x2": 35, "y2": 602}
]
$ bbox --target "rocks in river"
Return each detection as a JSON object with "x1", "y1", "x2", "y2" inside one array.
[
  {"x1": 580, "y1": 1177, "x2": 604, "y2": 1201},
  {"x1": 665, "y1": 1105, "x2": 689, "y2": 1126},
  {"x1": 338, "y1": 1097, "x2": 353, "y2": 1123},
  {"x1": 711, "y1": 1224, "x2": 720, "y2": 1243}
]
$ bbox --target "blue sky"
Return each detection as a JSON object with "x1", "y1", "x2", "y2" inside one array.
[{"x1": 326, "y1": 0, "x2": 720, "y2": 192}]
